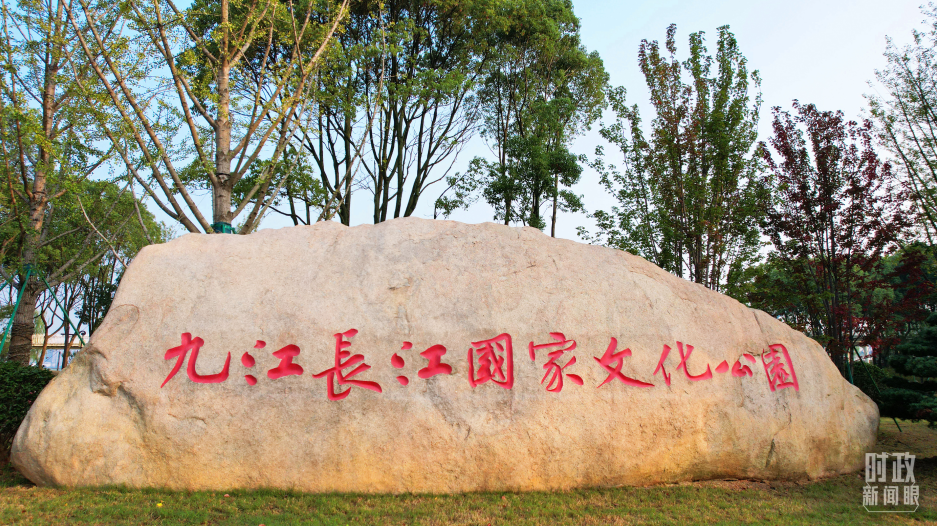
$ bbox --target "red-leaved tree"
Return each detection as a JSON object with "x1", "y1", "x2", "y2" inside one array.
[{"x1": 761, "y1": 101, "x2": 914, "y2": 370}]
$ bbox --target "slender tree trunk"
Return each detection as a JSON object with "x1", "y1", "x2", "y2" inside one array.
[
  {"x1": 213, "y1": 15, "x2": 233, "y2": 227},
  {"x1": 551, "y1": 171, "x2": 558, "y2": 237},
  {"x1": 37, "y1": 322, "x2": 50, "y2": 368},
  {"x1": 531, "y1": 190, "x2": 541, "y2": 228},
  {"x1": 62, "y1": 332, "x2": 80, "y2": 369},
  {"x1": 60, "y1": 320, "x2": 70, "y2": 369},
  {"x1": 341, "y1": 114, "x2": 352, "y2": 226},
  {"x1": 286, "y1": 183, "x2": 299, "y2": 225}
]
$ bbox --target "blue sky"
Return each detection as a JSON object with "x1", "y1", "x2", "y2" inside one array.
[
  {"x1": 428, "y1": 0, "x2": 929, "y2": 240},
  {"x1": 260, "y1": 0, "x2": 928, "y2": 237},
  {"x1": 576, "y1": 0, "x2": 924, "y2": 128}
]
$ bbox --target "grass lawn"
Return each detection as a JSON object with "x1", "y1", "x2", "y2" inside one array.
[{"x1": 1, "y1": 419, "x2": 934, "y2": 526}]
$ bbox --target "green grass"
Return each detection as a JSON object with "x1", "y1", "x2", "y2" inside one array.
[{"x1": 1, "y1": 419, "x2": 934, "y2": 525}]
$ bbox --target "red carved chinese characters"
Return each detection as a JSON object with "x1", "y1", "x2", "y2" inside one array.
[
  {"x1": 161, "y1": 333, "x2": 231, "y2": 387},
  {"x1": 529, "y1": 333, "x2": 582, "y2": 392},
  {"x1": 242, "y1": 341, "x2": 260, "y2": 386},
  {"x1": 762, "y1": 344, "x2": 799, "y2": 391},
  {"x1": 392, "y1": 342, "x2": 452, "y2": 386},
  {"x1": 732, "y1": 354, "x2": 756, "y2": 377},
  {"x1": 311, "y1": 329, "x2": 383, "y2": 400},
  {"x1": 653, "y1": 341, "x2": 713, "y2": 385},
  {"x1": 390, "y1": 342, "x2": 413, "y2": 387},
  {"x1": 595, "y1": 337, "x2": 652, "y2": 388},
  {"x1": 391, "y1": 343, "x2": 409, "y2": 386},
  {"x1": 268, "y1": 344, "x2": 304, "y2": 380},
  {"x1": 528, "y1": 332, "x2": 573, "y2": 360},
  {"x1": 467, "y1": 333, "x2": 513, "y2": 389},
  {"x1": 391, "y1": 353, "x2": 405, "y2": 368},
  {"x1": 715, "y1": 353, "x2": 755, "y2": 377},
  {"x1": 162, "y1": 329, "x2": 801, "y2": 396},
  {"x1": 675, "y1": 341, "x2": 712, "y2": 381},
  {"x1": 418, "y1": 344, "x2": 453, "y2": 379},
  {"x1": 653, "y1": 344, "x2": 672, "y2": 386}
]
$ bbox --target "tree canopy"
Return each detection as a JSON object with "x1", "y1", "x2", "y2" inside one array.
[{"x1": 582, "y1": 24, "x2": 765, "y2": 293}]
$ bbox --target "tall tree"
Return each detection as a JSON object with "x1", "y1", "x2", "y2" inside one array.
[
  {"x1": 0, "y1": 0, "x2": 159, "y2": 363},
  {"x1": 468, "y1": 0, "x2": 605, "y2": 235},
  {"x1": 582, "y1": 24, "x2": 765, "y2": 292},
  {"x1": 291, "y1": 2, "x2": 377, "y2": 226},
  {"x1": 759, "y1": 102, "x2": 913, "y2": 369},
  {"x1": 294, "y1": 0, "x2": 492, "y2": 226},
  {"x1": 868, "y1": 5, "x2": 937, "y2": 241},
  {"x1": 0, "y1": 174, "x2": 162, "y2": 364},
  {"x1": 66, "y1": 0, "x2": 350, "y2": 234}
]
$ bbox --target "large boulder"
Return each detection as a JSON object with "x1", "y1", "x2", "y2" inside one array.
[{"x1": 11, "y1": 218, "x2": 877, "y2": 492}]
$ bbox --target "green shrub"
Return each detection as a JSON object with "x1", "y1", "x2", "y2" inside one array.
[
  {"x1": 851, "y1": 362, "x2": 888, "y2": 399},
  {"x1": 884, "y1": 375, "x2": 937, "y2": 392},
  {"x1": 0, "y1": 361, "x2": 54, "y2": 458},
  {"x1": 877, "y1": 387, "x2": 937, "y2": 422},
  {"x1": 910, "y1": 395, "x2": 937, "y2": 425}
]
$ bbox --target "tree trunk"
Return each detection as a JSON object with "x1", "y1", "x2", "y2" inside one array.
[
  {"x1": 7, "y1": 280, "x2": 40, "y2": 365},
  {"x1": 37, "y1": 324, "x2": 50, "y2": 368},
  {"x1": 340, "y1": 114, "x2": 352, "y2": 226},
  {"x1": 213, "y1": 20, "x2": 233, "y2": 228},
  {"x1": 551, "y1": 171, "x2": 558, "y2": 237},
  {"x1": 62, "y1": 332, "x2": 80, "y2": 370}
]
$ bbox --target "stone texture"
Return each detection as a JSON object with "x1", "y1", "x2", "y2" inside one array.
[{"x1": 11, "y1": 218, "x2": 878, "y2": 492}]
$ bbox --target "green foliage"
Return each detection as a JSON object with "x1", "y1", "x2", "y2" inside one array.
[
  {"x1": 748, "y1": 102, "x2": 912, "y2": 369},
  {"x1": 434, "y1": 159, "x2": 484, "y2": 219},
  {"x1": 884, "y1": 375, "x2": 937, "y2": 391},
  {"x1": 891, "y1": 311, "x2": 937, "y2": 378},
  {"x1": 582, "y1": 24, "x2": 766, "y2": 293},
  {"x1": 0, "y1": 177, "x2": 164, "y2": 280},
  {"x1": 468, "y1": 0, "x2": 607, "y2": 233},
  {"x1": 0, "y1": 362, "x2": 53, "y2": 454},
  {"x1": 869, "y1": 4, "x2": 937, "y2": 240},
  {"x1": 232, "y1": 145, "x2": 328, "y2": 227},
  {"x1": 297, "y1": 0, "x2": 499, "y2": 226},
  {"x1": 851, "y1": 362, "x2": 889, "y2": 400},
  {"x1": 741, "y1": 244, "x2": 937, "y2": 373},
  {"x1": 878, "y1": 388, "x2": 927, "y2": 419},
  {"x1": 878, "y1": 308, "x2": 937, "y2": 425},
  {"x1": 877, "y1": 387, "x2": 937, "y2": 425},
  {"x1": 894, "y1": 312, "x2": 937, "y2": 357},
  {"x1": 891, "y1": 355, "x2": 937, "y2": 378},
  {"x1": 911, "y1": 395, "x2": 937, "y2": 425}
]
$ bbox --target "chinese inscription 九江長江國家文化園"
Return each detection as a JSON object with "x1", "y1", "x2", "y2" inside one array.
[{"x1": 159, "y1": 330, "x2": 800, "y2": 400}]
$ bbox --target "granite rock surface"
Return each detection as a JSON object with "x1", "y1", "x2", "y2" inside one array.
[{"x1": 11, "y1": 218, "x2": 878, "y2": 492}]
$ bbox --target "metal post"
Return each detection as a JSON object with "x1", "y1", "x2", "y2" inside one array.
[
  {"x1": 36, "y1": 271, "x2": 84, "y2": 347},
  {"x1": 0, "y1": 266, "x2": 34, "y2": 357},
  {"x1": 210, "y1": 222, "x2": 236, "y2": 234}
]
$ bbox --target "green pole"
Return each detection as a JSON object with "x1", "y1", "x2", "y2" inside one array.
[
  {"x1": 0, "y1": 266, "x2": 34, "y2": 357},
  {"x1": 36, "y1": 271, "x2": 84, "y2": 347},
  {"x1": 210, "y1": 222, "x2": 235, "y2": 234}
]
